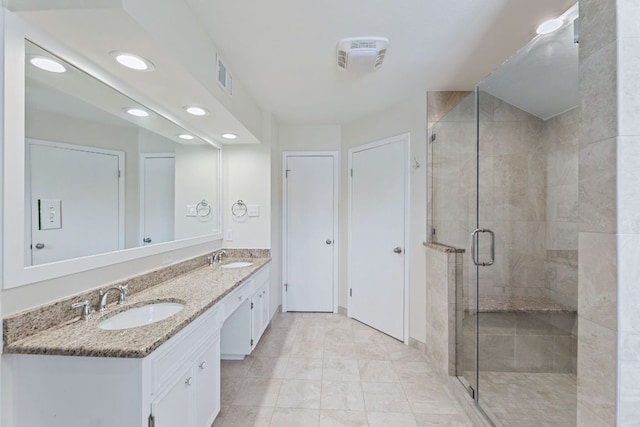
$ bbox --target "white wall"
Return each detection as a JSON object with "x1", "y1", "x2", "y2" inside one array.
[
  {"x1": 174, "y1": 144, "x2": 220, "y2": 239},
  {"x1": 279, "y1": 125, "x2": 341, "y2": 151},
  {"x1": 222, "y1": 145, "x2": 271, "y2": 249},
  {"x1": 341, "y1": 94, "x2": 428, "y2": 343}
]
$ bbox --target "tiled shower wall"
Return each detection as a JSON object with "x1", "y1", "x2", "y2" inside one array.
[
  {"x1": 577, "y1": 0, "x2": 640, "y2": 425},
  {"x1": 432, "y1": 92, "x2": 580, "y2": 306},
  {"x1": 544, "y1": 108, "x2": 579, "y2": 310}
]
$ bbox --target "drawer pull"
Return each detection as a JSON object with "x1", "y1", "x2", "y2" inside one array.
[
  {"x1": 199, "y1": 362, "x2": 206, "y2": 370},
  {"x1": 238, "y1": 295, "x2": 243, "y2": 301},
  {"x1": 185, "y1": 377, "x2": 193, "y2": 386}
]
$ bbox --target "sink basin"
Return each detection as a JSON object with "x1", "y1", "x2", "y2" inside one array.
[
  {"x1": 221, "y1": 261, "x2": 253, "y2": 269},
  {"x1": 98, "y1": 302, "x2": 184, "y2": 330}
]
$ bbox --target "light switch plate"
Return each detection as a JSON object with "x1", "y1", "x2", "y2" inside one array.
[
  {"x1": 247, "y1": 204, "x2": 260, "y2": 217},
  {"x1": 39, "y1": 199, "x2": 62, "y2": 230}
]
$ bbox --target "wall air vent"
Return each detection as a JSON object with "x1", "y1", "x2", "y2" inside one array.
[
  {"x1": 336, "y1": 37, "x2": 389, "y2": 73},
  {"x1": 217, "y1": 55, "x2": 233, "y2": 95}
]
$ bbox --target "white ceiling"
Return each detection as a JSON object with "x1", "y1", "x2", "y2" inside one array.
[
  {"x1": 12, "y1": 0, "x2": 577, "y2": 141},
  {"x1": 186, "y1": 0, "x2": 576, "y2": 124}
]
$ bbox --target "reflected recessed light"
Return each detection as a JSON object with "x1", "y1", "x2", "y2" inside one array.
[
  {"x1": 536, "y1": 17, "x2": 563, "y2": 35},
  {"x1": 124, "y1": 107, "x2": 149, "y2": 117},
  {"x1": 184, "y1": 106, "x2": 209, "y2": 116},
  {"x1": 29, "y1": 56, "x2": 66, "y2": 73},
  {"x1": 178, "y1": 133, "x2": 195, "y2": 140},
  {"x1": 222, "y1": 133, "x2": 238, "y2": 140},
  {"x1": 112, "y1": 52, "x2": 154, "y2": 71}
]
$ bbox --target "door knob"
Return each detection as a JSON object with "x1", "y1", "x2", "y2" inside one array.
[
  {"x1": 34, "y1": 243, "x2": 45, "y2": 250},
  {"x1": 393, "y1": 247, "x2": 402, "y2": 254},
  {"x1": 326, "y1": 239, "x2": 333, "y2": 245},
  {"x1": 143, "y1": 237, "x2": 152, "y2": 244}
]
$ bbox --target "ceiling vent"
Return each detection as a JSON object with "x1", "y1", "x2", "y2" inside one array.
[{"x1": 337, "y1": 37, "x2": 389, "y2": 73}]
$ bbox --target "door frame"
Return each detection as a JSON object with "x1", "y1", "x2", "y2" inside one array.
[
  {"x1": 139, "y1": 153, "x2": 175, "y2": 246},
  {"x1": 281, "y1": 151, "x2": 339, "y2": 313},
  {"x1": 26, "y1": 138, "x2": 126, "y2": 258},
  {"x1": 347, "y1": 133, "x2": 410, "y2": 343}
]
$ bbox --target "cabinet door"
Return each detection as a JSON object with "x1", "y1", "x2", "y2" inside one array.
[
  {"x1": 194, "y1": 336, "x2": 221, "y2": 427},
  {"x1": 251, "y1": 281, "x2": 269, "y2": 349},
  {"x1": 260, "y1": 283, "x2": 270, "y2": 333},
  {"x1": 151, "y1": 364, "x2": 194, "y2": 427}
]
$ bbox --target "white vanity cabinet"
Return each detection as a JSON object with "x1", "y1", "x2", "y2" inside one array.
[
  {"x1": 4, "y1": 304, "x2": 222, "y2": 427},
  {"x1": 151, "y1": 337, "x2": 220, "y2": 427},
  {"x1": 221, "y1": 264, "x2": 271, "y2": 359}
]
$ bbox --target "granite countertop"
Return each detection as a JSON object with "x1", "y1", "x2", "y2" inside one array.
[{"x1": 3, "y1": 258, "x2": 270, "y2": 358}]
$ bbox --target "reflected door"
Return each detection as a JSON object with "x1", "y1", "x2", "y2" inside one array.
[
  {"x1": 27, "y1": 140, "x2": 123, "y2": 265},
  {"x1": 141, "y1": 155, "x2": 175, "y2": 246}
]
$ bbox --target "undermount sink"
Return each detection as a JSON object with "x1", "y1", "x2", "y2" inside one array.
[
  {"x1": 98, "y1": 302, "x2": 184, "y2": 330},
  {"x1": 221, "y1": 261, "x2": 253, "y2": 269}
]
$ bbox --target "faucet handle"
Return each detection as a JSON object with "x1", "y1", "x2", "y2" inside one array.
[
  {"x1": 118, "y1": 284, "x2": 129, "y2": 304},
  {"x1": 71, "y1": 300, "x2": 92, "y2": 321}
]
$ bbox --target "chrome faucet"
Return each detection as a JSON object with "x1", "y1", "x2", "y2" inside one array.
[
  {"x1": 215, "y1": 250, "x2": 227, "y2": 264},
  {"x1": 98, "y1": 284, "x2": 129, "y2": 312},
  {"x1": 71, "y1": 300, "x2": 92, "y2": 321}
]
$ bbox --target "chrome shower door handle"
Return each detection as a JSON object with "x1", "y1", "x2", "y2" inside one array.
[{"x1": 471, "y1": 228, "x2": 495, "y2": 267}]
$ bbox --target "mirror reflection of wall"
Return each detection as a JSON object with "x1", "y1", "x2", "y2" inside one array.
[{"x1": 24, "y1": 40, "x2": 220, "y2": 267}]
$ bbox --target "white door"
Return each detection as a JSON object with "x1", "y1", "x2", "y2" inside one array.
[
  {"x1": 349, "y1": 135, "x2": 408, "y2": 341},
  {"x1": 28, "y1": 140, "x2": 123, "y2": 266},
  {"x1": 141, "y1": 155, "x2": 175, "y2": 246},
  {"x1": 284, "y1": 154, "x2": 337, "y2": 312}
]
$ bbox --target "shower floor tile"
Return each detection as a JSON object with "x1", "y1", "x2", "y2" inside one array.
[{"x1": 477, "y1": 371, "x2": 576, "y2": 426}]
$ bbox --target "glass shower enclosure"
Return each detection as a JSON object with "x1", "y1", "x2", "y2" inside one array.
[{"x1": 429, "y1": 3, "x2": 579, "y2": 425}]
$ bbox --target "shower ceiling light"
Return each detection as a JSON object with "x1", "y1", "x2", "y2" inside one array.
[
  {"x1": 536, "y1": 17, "x2": 563, "y2": 35},
  {"x1": 178, "y1": 133, "x2": 195, "y2": 140},
  {"x1": 222, "y1": 133, "x2": 238, "y2": 140}
]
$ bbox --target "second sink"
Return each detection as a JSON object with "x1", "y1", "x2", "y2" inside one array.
[
  {"x1": 98, "y1": 302, "x2": 184, "y2": 330},
  {"x1": 221, "y1": 261, "x2": 253, "y2": 269}
]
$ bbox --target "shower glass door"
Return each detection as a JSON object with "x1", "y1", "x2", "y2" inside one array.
[{"x1": 474, "y1": 5, "x2": 579, "y2": 424}]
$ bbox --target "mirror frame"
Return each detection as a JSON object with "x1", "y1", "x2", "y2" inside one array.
[{"x1": 2, "y1": 11, "x2": 223, "y2": 288}]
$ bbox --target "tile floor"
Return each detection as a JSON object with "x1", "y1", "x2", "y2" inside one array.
[{"x1": 213, "y1": 312, "x2": 475, "y2": 427}]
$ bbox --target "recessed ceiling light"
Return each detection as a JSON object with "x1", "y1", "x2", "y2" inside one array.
[
  {"x1": 29, "y1": 56, "x2": 66, "y2": 73},
  {"x1": 124, "y1": 107, "x2": 149, "y2": 117},
  {"x1": 112, "y1": 52, "x2": 154, "y2": 71},
  {"x1": 178, "y1": 133, "x2": 195, "y2": 140},
  {"x1": 184, "y1": 106, "x2": 209, "y2": 116},
  {"x1": 222, "y1": 133, "x2": 238, "y2": 140},
  {"x1": 536, "y1": 17, "x2": 563, "y2": 35}
]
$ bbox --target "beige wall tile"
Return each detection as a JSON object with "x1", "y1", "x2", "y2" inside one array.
[
  {"x1": 579, "y1": 42, "x2": 618, "y2": 146},
  {"x1": 579, "y1": 138, "x2": 617, "y2": 233},
  {"x1": 577, "y1": 318, "x2": 616, "y2": 424},
  {"x1": 578, "y1": 232, "x2": 617, "y2": 330},
  {"x1": 579, "y1": 0, "x2": 617, "y2": 61}
]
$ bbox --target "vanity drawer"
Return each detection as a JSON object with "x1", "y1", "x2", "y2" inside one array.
[
  {"x1": 222, "y1": 280, "x2": 253, "y2": 319},
  {"x1": 150, "y1": 306, "x2": 219, "y2": 394},
  {"x1": 250, "y1": 264, "x2": 270, "y2": 287}
]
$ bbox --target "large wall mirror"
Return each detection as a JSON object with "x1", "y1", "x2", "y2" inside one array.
[{"x1": 3, "y1": 16, "x2": 222, "y2": 288}]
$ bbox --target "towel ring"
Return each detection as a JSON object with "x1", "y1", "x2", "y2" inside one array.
[
  {"x1": 232, "y1": 200, "x2": 248, "y2": 218},
  {"x1": 196, "y1": 200, "x2": 212, "y2": 217}
]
